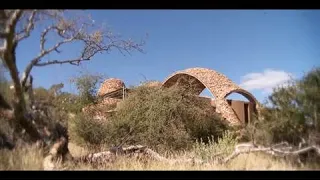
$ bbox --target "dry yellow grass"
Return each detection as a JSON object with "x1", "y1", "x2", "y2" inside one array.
[
  {"x1": 0, "y1": 132, "x2": 305, "y2": 170},
  {"x1": 0, "y1": 144, "x2": 44, "y2": 170},
  {"x1": 0, "y1": 127, "x2": 313, "y2": 171},
  {"x1": 66, "y1": 142, "x2": 298, "y2": 170},
  {"x1": 67, "y1": 153, "x2": 297, "y2": 170},
  {"x1": 68, "y1": 142, "x2": 89, "y2": 158},
  {"x1": 1, "y1": 142, "x2": 318, "y2": 170},
  {"x1": 0, "y1": 130, "x2": 317, "y2": 171}
]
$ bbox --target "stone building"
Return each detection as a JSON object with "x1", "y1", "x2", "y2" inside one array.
[{"x1": 83, "y1": 67, "x2": 260, "y2": 126}]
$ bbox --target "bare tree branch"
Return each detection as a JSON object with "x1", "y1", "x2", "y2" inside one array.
[
  {"x1": 6, "y1": 10, "x2": 24, "y2": 34},
  {"x1": 21, "y1": 25, "x2": 79, "y2": 87},
  {"x1": 15, "y1": 10, "x2": 37, "y2": 42},
  {"x1": 21, "y1": 17, "x2": 145, "y2": 87},
  {"x1": 73, "y1": 145, "x2": 204, "y2": 168},
  {"x1": 42, "y1": 140, "x2": 320, "y2": 170},
  {"x1": 35, "y1": 58, "x2": 91, "y2": 66},
  {"x1": 223, "y1": 142, "x2": 320, "y2": 163}
]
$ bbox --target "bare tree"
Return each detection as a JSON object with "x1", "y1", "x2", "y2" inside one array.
[{"x1": 0, "y1": 10, "x2": 145, "y2": 147}]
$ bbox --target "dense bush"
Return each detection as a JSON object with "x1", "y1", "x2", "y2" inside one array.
[
  {"x1": 246, "y1": 67, "x2": 320, "y2": 146},
  {"x1": 70, "y1": 113, "x2": 110, "y2": 146},
  {"x1": 73, "y1": 84, "x2": 229, "y2": 152}
]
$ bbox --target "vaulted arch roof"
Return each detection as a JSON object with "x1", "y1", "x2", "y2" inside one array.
[{"x1": 162, "y1": 67, "x2": 259, "y2": 125}]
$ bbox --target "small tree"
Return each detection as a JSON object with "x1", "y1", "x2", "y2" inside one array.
[
  {"x1": 0, "y1": 10, "x2": 145, "y2": 153},
  {"x1": 70, "y1": 72, "x2": 105, "y2": 106}
]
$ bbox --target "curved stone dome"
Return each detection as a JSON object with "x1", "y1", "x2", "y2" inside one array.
[{"x1": 97, "y1": 78, "x2": 125, "y2": 97}]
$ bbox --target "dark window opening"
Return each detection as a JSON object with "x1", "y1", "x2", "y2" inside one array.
[{"x1": 244, "y1": 103, "x2": 249, "y2": 124}]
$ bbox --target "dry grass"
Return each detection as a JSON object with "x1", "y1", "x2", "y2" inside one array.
[
  {"x1": 1, "y1": 141, "x2": 317, "y2": 170},
  {"x1": 68, "y1": 142, "x2": 89, "y2": 158},
  {"x1": 0, "y1": 123, "x2": 315, "y2": 170},
  {"x1": 65, "y1": 132, "x2": 300, "y2": 171},
  {"x1": 0, "y1": 144, "x2": 44, "y2": 170},
  {"x1": 0, "y1": 118, "x2": 316, "y2": 171},
  {"x1": 66, "y1": 151, "x2": 297, "y2": 170},
  {"x1": 223, "y1": 153, "x2": 295, "y2": 170}
]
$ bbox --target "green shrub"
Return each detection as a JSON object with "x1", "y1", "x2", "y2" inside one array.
[
  {"x1": 192, "y1": 130, "x2": 237, "y2": 161},
  {"x1": 71, "y1": 84, "x2": 229, "y2": 152},
  {"x1": 70, "y1": 113, "x2": 110, "y2": 146},
  {"x1": 246, "y1": 67, "x2": 320, "y2": 146},
  {"x1": 80, "y1": 85, "x2": 228, "y2": 152}
]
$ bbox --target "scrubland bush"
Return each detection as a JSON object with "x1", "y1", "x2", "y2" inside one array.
[
  {"x1": 70, "y1": 113, "x2": 110, "y2": 146},
  {"x1": 192, "y1": 130, "x2": 237, "y2": 161},
  {"x1": 72, "y1": 84, "x2": 229, "y2": 152},
  {"x1": 246, "y1": 67, "x2": 320, "y2": 146}
]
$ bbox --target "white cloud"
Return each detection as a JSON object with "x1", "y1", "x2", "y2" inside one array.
[{"x1": 239, "y1": 69, "x2": 294, "y2": 93}]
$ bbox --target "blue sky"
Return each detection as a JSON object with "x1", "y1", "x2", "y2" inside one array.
[{"x1": 14, "y1": 10, "x2": 320, "y2": 102}]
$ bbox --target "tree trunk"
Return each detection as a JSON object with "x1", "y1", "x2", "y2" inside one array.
[{"x1": 3, "y1": 51, "x2": 41, "y2": 143}]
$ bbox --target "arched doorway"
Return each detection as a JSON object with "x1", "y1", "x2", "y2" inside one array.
[{"x1": 224, "y1": 91, "x2": 257, "y2": 125}]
